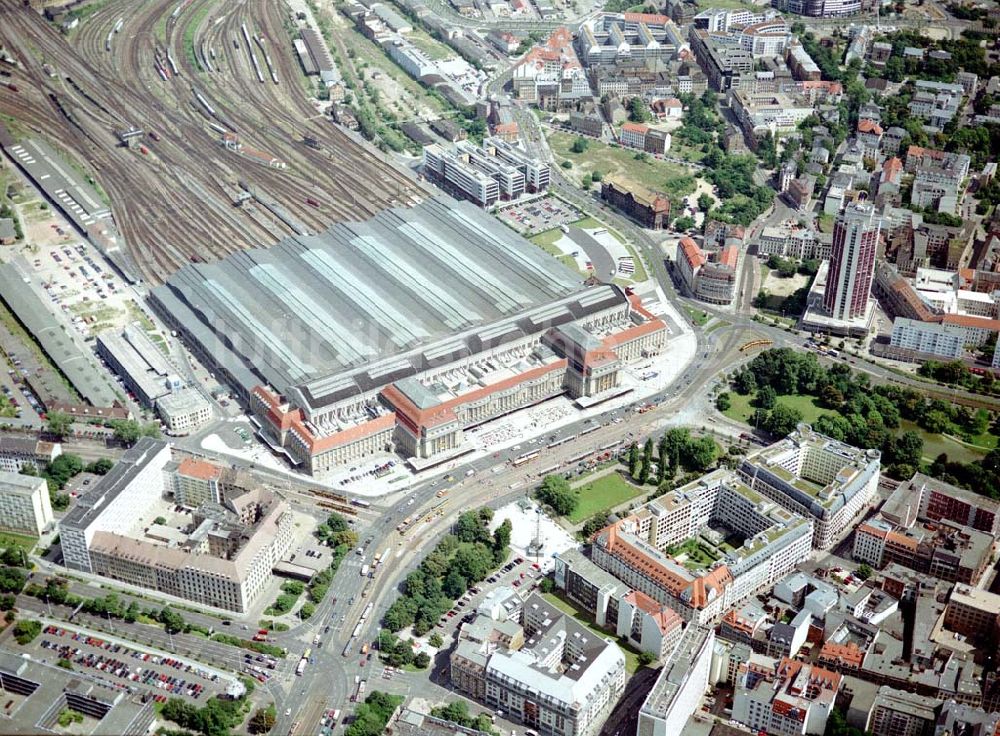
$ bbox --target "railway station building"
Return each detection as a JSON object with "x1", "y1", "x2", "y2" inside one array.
[{"x1": 151, "y1": 197, "x2": 669, "y2": 475}]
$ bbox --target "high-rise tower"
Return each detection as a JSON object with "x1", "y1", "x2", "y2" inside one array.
[{"x1": 823, "y1": 202, "x2": 881, "y2": 321}]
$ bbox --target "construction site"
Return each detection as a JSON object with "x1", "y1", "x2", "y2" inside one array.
[{"x1": 0, "y1": 0, "x2": 426, "y2": 284}]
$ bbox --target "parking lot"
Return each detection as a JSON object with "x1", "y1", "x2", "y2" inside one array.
[
  {"x1": 435, "y1": 556, "x2": 544, "y2": 636},
  {"x1": 497, "y1": 196, "x2": 582, "y2": 235},
  {"x1": 34, "y1": 625, "x2": 230, "y2": 704}
]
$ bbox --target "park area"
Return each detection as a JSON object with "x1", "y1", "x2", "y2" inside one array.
[
  {"x1": 567, "y1": 472, "x2": 647, "y2": 524},
  {"x1": 722, "y1": 389, "x2": 989, "y2": 465},
  {"x1": 547, "y1": 131, "x2": 697, "y2": 199}
]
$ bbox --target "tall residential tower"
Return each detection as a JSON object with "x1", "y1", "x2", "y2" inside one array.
[{"x1": 823, "y1": 202, "x2": 881, "y2": 321}]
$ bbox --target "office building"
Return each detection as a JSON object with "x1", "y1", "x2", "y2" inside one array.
[
  {"x1": 823, "y1": 203, "x2": 881, "y2": 322},
  {"x1": 600, "y1": 176, "x2": 671, "y2": 229},
  {"x1": 96, "y1": 325, "x2": 176, "y2": 408},
  {"x1": 0, "y1": 471, "x2": 53, "y2": 535},
  {"x1": 59, "y1": 439, "x2": 293, "y2": 613},
  {"x1": 591, "y1": 467, "x2": 814, "y2": 624},
  {"x1": 737, "y1": 424, "x2": 881, "y2": 549},
  {"x1": 943, "y1": 584, "x2": 1000, "y2": 640},
  {"x1": 156, "y1": 388, "x2": 212, "y2": 435}
]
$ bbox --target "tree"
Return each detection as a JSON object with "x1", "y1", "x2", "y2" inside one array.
[
  {"x1": 443, "y1": 568, "x2": 468, "y2": 598},
  {"x1": 716, "y1": 392, "x2": 732, "y2": 412},
  {"x1": 697, "y1": 193, "x2": 713, "y2": 212},
  {"x1": 855, "y1": 563, "x2": 873, "y2": 581},
  {"x1": 153, "y1": 516, "x2": 167, "y2": 525},
  {"x1": 673, "y1": 215, "x2": 695, "y2": 231},
  {"x1": 638, "y1": 651, "x2": 656, "y2": 666},
  {"x1": 84, "y1": 458, "x2": 114, "y2": 475},
  {"x1": 46, "y1": 411, "x2": 73, "y2": 439},
  {"x1": 429, "y1": 632, "x2": 444, "y2": 648},
  {"x1": 109, "y1": 419, "x2": 142, "y2": 445},
  {"x1": 539, "y1": 577, "x2": 555, "y2": 593},
  {"x1": 248, "y1": 705, "x2": 277, "y2": 734},
  {"x1": 0, "y1": 568, "x2": 27, "y2": 594},
  {"x1": 537, "y1": 475, "x2": 577, "y2": 516},
  {"x1": 492, "y1": 518, "x2": 512, "y2": 557},
  {"x1": 628, "y1": 96, "x2": 651, "y2": 123},
  {"x1": 570, "y1": 137, "x2": 589, "y2": 153},
  {"x1": 414, "y1": 651, "x2": 431, "y2": 669},
  {"x1": 455, "y1": 510, "x2": 490, "y2": 545},
  {"x1": 639, "y1": 438, "x2": 654, "y2": 485},
  {"x1": 13, "y1": 619, "x2": 41, "y2": 645},
  {"x1": 764, "y1": 404, "x2": 803, "y2": 437},
  {"x1": 158, "y1": 606, "x2": 186, "y2": 634},
  {"x1": 755, "y1": 385, "x2": 777, "y2": 410},
  {"x1": 684, "y1": 437, "x2": 718, "y2": 472},
  {"x1": 627, "y1": 441, "x2": 639, "y2": 477}
]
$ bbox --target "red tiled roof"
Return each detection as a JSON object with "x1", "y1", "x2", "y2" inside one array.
[
  {"x1": 858, "y1": 119, "x2": 883, "y2": 135},
  {"x1": 623, "y1": 11, "x2": 670, "y2": 24},
  {"x1": 679, "y1": 237, "x2": 705, "y2": 269},
  {"x1": 719, "y1": 245, "x2": 739, "y2": 268},
  {"x1": 176, "y1": 457, "x2": 222, "y2": 481},
  {"x1": 941, "y1": 314, "x2": 1000, "y2": 331},
  {"x1": 622, "y1": 122, "x2": 649, "y2": 134}
]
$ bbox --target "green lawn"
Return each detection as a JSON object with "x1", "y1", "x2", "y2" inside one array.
[
  {"x1": 899, "y1": 420, "x2": 987, "y2": 464},
  {"x1": 683, "y1": 305, "x2": 710, "y2": 327},
  {"x1": 668, "y1": 538, "x2": 719, "y2": 571},
  {"x1": 568, "y1": 473, "x2": 645, "y2": 523},
  {"x1": 404, "y1": 29, "x2": 452, "y2": 60},
  {"x1": 0, "y1": 532, "x2": 37, "y2": 553},
  {"x1": 534, "y1": 217, "x2": 648, "y2": 283},
  {"x1": 722, "y1": 391, "x2": 833, "y2": 426},
  {"x1": 705, "y1": 319, "x2": 730, "y2": 334},
  {"x1": 547, "y1": 131, "x2": 696, "y2": 198},
  {"x1": 541, "y1": 591, "x2": 645, "y2": 674}
]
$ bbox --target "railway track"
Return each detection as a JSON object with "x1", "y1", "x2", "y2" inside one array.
[{"x1": 0, "y1": 0, "x2": 423, "y2": 283}]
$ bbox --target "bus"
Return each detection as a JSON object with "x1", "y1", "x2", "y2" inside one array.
[
  {"x1": 351, "y1": 498, "x2": 372, "y2": 508},
  {"x1": 295, "y1": 659, "x2": 306, "y2": 676},
  {"x1": 512, "y1": 450, "x2": 540, "y2": 467}
]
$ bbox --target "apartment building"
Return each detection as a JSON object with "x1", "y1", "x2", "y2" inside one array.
[
  {"x1": 59, "y1": 439, "x2": 294, "y2": 613},
  {"x1": 737, "y1": 424, "x2": 881, "y2": 549},
  {"x1": 451, "y1": 594, "x2": 626, "y2": 736},
  {"x1": 0, "y1": 436, "x2": 61, "y2": 473},
  {"x1": 888, "y1": 318, "x2": 965, "y2": 361},
  {"x1": 0, "y1": 471, "x2": 53, "y2": 535},
  {"x1": 553, "y1": 548, "x2": 683, "y2": 661},
  {"x1": 867, "y1": 686, "x2": 939, "y2": 736},
  {"x1": 757, "y1": 224, "x2": 831, "y2": 260},
  {"x1": 732, "y1": 658, "x2": 841, "y2": 735}
]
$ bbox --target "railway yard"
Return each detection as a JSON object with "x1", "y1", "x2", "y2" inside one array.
[{"x1": 0, "y1": 0, "x2": 426, "y2": 284}]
